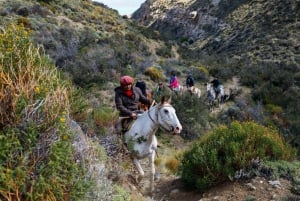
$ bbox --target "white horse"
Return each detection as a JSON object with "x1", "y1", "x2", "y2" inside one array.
[
  {"x1": 124, "y1": 96, "x2": 182, "y2": 193},
  {"x1": 206, "y1": 83, "x2": 227, "y2": 111},
  {"x1": 185, "y1": 86, "x2": 201, "y2": 98}
]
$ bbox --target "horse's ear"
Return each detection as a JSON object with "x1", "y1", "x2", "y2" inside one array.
[{"x1": 167, "y1": 97, "x2": 172, "y2": 104}]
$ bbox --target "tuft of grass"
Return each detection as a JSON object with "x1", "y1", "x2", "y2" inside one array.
[{"x1": 165, "y1": 157, "x2": 180, "y2": 174}]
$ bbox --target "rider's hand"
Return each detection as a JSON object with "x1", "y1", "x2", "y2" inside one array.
[{"x1": 131, "y1": 112, "x2": 137, "y2": 120}]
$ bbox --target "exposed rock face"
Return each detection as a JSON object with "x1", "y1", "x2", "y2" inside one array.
[
  {"x1": 132, "y1": 0, "x2": 222, "y2": 41},
  {"x1": 132, "y1": 0, "x2": 300, "y2": 65}
]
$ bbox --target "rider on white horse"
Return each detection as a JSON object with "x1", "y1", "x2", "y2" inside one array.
[
  {"x1": 210, "y1": 77, "x2": 222, "y2": 97},
  {"x1": 186, "y1": 73, "x2": 195, "y2": 92},
  {"x1": 124, "y1": 96, "x2": 182, "y2": 193},
  {"x1": 114, "y1": 75, "x2": 152, "y2": 134}
]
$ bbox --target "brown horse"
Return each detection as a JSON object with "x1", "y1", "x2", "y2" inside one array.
[{"x1": 138, "y1": 89, "x2": 152, "y2": 111}]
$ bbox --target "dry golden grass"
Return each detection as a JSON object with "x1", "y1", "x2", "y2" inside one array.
[{"x1": 0, "y1": 24, "x2": 71, "y2": 128}]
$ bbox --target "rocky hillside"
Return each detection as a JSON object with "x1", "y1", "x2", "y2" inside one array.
[
  {"x1": 0, "y1": 0, "x2": 176, "y2": 87},
  {"x1": 1, "y1": 1, "x2": 300, "y2": 201},
  {"x1": 132, "y1": 0, "x2": 300, "y2": 65},
  {"x1": 133, "y1": 0, "x2": 300, "y2": 146}
]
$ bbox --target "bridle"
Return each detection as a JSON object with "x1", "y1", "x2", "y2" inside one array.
[{"x1": 147, "y1": 103, "x2": 175, "y2": 132}]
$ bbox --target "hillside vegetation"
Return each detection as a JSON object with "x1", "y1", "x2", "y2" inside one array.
[
  {"x1": 0, "y1": 0, "x2": 176, "y2": 88},
  {"x1": 0, "y1": 0, "x2": 300, "y2": 200},
  {"x1": 133, "y1": 0, "x2": 300, "y2": 150},
  {"x1": 0, "y1": 23, "x2": 89, "y2": 201}
]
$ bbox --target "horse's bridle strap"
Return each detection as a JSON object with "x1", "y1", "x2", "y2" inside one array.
[
  {"x1": 148, "y1": 103, "x2": 173, "y2": 132},
  {"x1": 147, "y1": 107, "x2": 156, "y2": 124}
]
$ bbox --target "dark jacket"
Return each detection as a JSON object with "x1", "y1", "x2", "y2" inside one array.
[
  {"x1": 186, "y1": 75, "x2": 194, "y2": 87},
  {"x1": 135, "y1": 81, "x2": 147, "y2": 96},
  {"x1": 114, "y1": 86, "x2": 151, "y2": 117},
  {"x1": 211, "y1": 79, "x2": 221, "y2": 88}
]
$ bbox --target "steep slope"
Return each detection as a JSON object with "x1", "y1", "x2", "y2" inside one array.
[
  {"x1": 132, "y1": 0, "x2": 300, "y2": 65},
  {"x1": 0, "y1": 0, "x2": 173, "y2": 87}
]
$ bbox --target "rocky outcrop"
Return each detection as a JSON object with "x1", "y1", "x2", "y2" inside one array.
[{"x1": 132, "y1": 0, "x2": 222, "y2": 41}]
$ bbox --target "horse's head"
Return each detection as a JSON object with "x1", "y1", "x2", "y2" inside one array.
[
  {"x1": 206, "y1": 83, "x2": 212, "y2": 92},
  {"x1": 156, "y1": 96, "x2": 182, "y2": 134}
]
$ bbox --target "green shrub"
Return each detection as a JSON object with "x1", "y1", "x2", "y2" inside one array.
[
  {"x1": 187, "y1": 66, "x2": 210, "y2": 81},
  {"x1": 266, "y1": 104, "x2": 283, "y2": 115},
  {"x1": 69, "y1": 88, "x2": 89, "y2": 122},
  {"x1": 145, "y1": 66, "x2": 164, "y2": 81},
  {"x1": 180, "y1": 121, "x2": 296, "y2": 192},
  {"x1": 93, "y1": 106, "x2": 118, "y2": 128},
  {"x1": 198, "y1": 66, "x2": 209, "y2": 75},
  {"x1": 155, "y1": 45, "x2": 173, "y2": 58},
  {"x1": 171, "y1": 93, "x2": 210, "y2": 140}
]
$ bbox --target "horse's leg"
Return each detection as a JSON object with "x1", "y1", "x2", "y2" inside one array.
[
  {"x1": 133, "y1": 158, "x2": 144, "y2": 182},
  {"x1": 148, "y1": 151, "x2": 156, "y2": 193},
  {"x1": 209, "y1": 101, "x2": 213, "y2": 112}
]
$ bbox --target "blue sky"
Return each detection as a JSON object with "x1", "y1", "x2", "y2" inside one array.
[{"x1": 94, "y1": 0, "x2": 146, "y2": 16}]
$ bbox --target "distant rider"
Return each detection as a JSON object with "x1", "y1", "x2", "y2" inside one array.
[
  {"x1": 210, "y1": 78, "x2": 222, "y2": 96},
  {"x1": 186, "y1": 73, "x2": 195, "y2": 92},
  {"x1": 168, "y1": 71, "x2": 180, "y2": 93}
]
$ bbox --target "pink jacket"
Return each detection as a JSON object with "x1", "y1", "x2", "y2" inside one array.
[{"x1": 169, "y1": 76, "x2": 179, "y2": 89}]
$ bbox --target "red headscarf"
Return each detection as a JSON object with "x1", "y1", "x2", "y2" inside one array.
[
  {"x1": 120, "y1": 75, "x2": 134, "y2": 86},
  {"x1": 120, "y1": 75, "x2": 134, "y2": 97}
]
